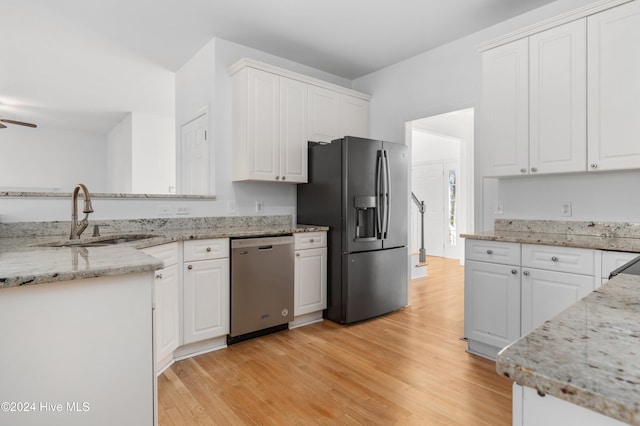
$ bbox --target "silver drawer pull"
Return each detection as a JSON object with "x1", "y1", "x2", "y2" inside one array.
[
  {"x1": 486, "y1": 249, "x2": 493, "y2": 255},
  {"x1": 551, "y1": 256, "x2": 558, "y2": 262},
  {"x1": 511, "y1": 269, "x2": 517, "y2": 275},
  {"x1": 523, "y1": 271, "x2": 530, "y2": 276},
  {"x1": 187, "y1": 265, "x2": 193, "y2": 270},
  {"x1": 206, "y1": 247, "x2": 212, "y2": 252},
  {"x1": 296, "y1": 253, "x2": 300, "y2": 257},
  {"x1": 309, "y1": 238, "x2": 315, "y2": 243}
]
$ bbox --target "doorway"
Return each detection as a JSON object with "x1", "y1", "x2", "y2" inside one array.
[
  {"x1": 179, "y1": 109, "x2": 210, "y2": 195},
  {"x1": 408, "y1": 108, "x2": 474, "y2": 263}
]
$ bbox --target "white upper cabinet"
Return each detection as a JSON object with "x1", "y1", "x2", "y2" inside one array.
[
  {"x1": 587, "y1": 0, "x2": 640, "y2": 172},
  {"x1": 340, "y1": 94, "x2": 370, "y2": 139},
  {"x1": 529, "y1": 19, "x2": 587, "y2": 174},
  {"x1": 231, "y1": 59, "x2": 370, "y2": 183},
  {"x1": 482, "y1": 38, "x2": 529, "y2": 177},
  {"x1": 308, "y1": 85, "x2": 340, "y2": 143}
]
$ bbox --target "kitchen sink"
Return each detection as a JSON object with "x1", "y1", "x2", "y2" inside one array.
[{"x1": 37, "y1": 234, "x2": 158, "y2": 248}]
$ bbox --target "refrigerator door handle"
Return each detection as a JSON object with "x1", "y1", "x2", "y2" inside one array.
[
  {"x1": 383, "y1": 150, "x2": 391, "y2": 239},
  {"x1": 376, "y1": 151, "x2": 384, "y2": 239}
]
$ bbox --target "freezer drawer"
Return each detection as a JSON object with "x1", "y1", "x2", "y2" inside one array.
[{"x1": 340, "y1": 247, "x2": 408, "y2": 324}]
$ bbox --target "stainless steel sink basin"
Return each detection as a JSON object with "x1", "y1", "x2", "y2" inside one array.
[{"x1": 38, "y1": 234, "x2": 157, "y2": 248}]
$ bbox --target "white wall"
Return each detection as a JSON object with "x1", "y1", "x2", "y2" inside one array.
[
  {"x1": 0, "y1": 125, "x2": 107, "y2": 192},
  {"x1": 107, "y1": 114, "x2": 133, "y2": 193},
  {"x1": 131, "y1": 112, "x2": 176, "y2": 194},
  {"x1": 353, "y1": 0, "x2": 640, "y2": 231},
  {"x1": 412, "y1": 130, "x2": 460, "y2": 163}
]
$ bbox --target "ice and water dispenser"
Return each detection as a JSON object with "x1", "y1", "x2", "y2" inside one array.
[{"x1": 354, "y1": 195, "x2": 377, "y2": 241}]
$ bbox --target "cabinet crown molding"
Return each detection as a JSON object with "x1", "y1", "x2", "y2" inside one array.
[
  {"x1": 477, "y1": 0, "x2": 632, "y2": 51},
  {"x1": 228, "y1": 58, "x2": 371, "y2": 101}
]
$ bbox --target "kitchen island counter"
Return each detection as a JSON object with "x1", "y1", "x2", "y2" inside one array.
[{"x1": 496, "y1": 272, "x2": 640, "y2": 425}]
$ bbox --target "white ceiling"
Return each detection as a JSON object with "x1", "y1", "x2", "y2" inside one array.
[
  {"x1": 25, "y1": 0, "x2": 555, "y2": 79},
  {"x1": 0, "y1": 0, "x2": 557, "y2": 133}
]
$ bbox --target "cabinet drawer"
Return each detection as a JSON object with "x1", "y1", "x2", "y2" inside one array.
[
  {"x1": 140, "y1": 242, "x2": 179, "y2": 267},
  {"x1": 465, "y1": 240, "x2": 520, "y2": 265},
  {"x1": 294, "y1": 232, "x2": 326, "y2": 250},
  {"x1": 183, "y1": 238, "x2": 229, "y2": 261},
  {"x1": 522, "y1": 244, "x2": 594, "y2": 275},
  {"x1": 601, "y1": 251, "x2": 639, "y2": 278}
]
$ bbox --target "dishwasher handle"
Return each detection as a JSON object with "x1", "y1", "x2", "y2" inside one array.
[{"x1": 258, "y1": 245, "x2": 273, "y2": 251}]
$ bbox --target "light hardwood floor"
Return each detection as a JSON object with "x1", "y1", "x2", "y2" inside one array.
[{"x1": 158, "y1": 256, "x2": 512, "y2": 425}]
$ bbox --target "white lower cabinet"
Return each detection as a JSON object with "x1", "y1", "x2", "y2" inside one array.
[
  {"x1": 140, "y1": 242, "x2": 180, "y2": 374},
  {"x1": 514, "y1": 384, "x2": 626, "y2": 426},
  {"x1": 183, "y1": 239, "x2": 230, "y2": 345},
  {"x1": 465, "y1": 240, "x2": 601, "y2": 360},
  {"x1": 464, "y1": 260, "x2": 521, "y2": 355},
  {"x1": 292, "y1": 232, "x2": 327, "y2": 327}
]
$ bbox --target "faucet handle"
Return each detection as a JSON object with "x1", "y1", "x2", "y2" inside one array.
[{"x1": 92, "y1": 224, "x2": 109, "y2": 237}]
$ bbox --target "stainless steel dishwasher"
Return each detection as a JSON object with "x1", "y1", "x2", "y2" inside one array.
[{"x1": 228, "y1": 235, "x2": 294, "y2": 344}]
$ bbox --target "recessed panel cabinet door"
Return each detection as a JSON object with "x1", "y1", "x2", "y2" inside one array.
[
  {"x1": 155, "y1": 264, "x2": 179, "y2": 365},
  {"x1": 340, "y1": 95, "x2": 369, "y2": 138},
  {"x1": 183, "y1": 258, "x2": 230, "y2": 344},
  {"x1": 482, "y1": 38, "x2": 529, "y2": 177},
  {"x1": 308, "y1": 85, "x2": 340, "y2": 143},
  {"x1": 247, "y1": 68, "x2": 279, "y2": 180},
  {"x1": 588, "y1": 1, "x2": 640, "y2": 172},
  {"x1": 529, "y1": 19, "x2": 586, "y2": 174},
  {"x1": 464, "y1": 260, "x2": 521, "y2": 349},
  {"x1": 294, "y1": 247, "x2": 327, "y2": 316},
  {"x1": 280, "y1": 77, "x2": 308, "y2": 182}
]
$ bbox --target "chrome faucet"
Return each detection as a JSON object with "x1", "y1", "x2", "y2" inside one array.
[{"x1": 70, "y1": 183, "x2": 94, "y2": 239}]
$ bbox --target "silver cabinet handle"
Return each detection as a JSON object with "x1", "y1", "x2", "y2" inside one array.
[
  {"x1": 275, "y1": 176, "x2": 280, "y2": 180},
  {"x1": 206, "y1": 247, "x2": 212, "y2": 252},
  {"x1": 309, "y1": 238, "x2": 314, "y2": 243},
  {"x1": 282, "y1": 176, "x2": 286, "y2": 181},
  {"x1": 523, "y1": 271, "x2": 530, "y2": 276},
  {"x1": 551, "y1": 256, "x2": 558, "y2": 262},
  {"x1": 511, "y1": 269, "x2": 518, "y2": 275},
  {"x1": 530, "y1": 167, "x2": 538, "y2": 173},
  {"x1": 486, "y1": 249, "x2": 493, "y2": 255},
  {"x1": 520, "y1": 168, "x2": 527, "y2": 173},
  {"x1": 187, "y1": 265, "x2": 193, "y2": 270},
  {"x1": 156, "y1": 273, "x2": 163, "y2": 279},
  {"x1": 590, "y1": 163, "x2": 598, "y2": 169},
  {"x1": 296, "y1": 253, "x2": 300, "y2": 257}
]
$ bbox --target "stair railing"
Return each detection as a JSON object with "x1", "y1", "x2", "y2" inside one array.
[{"x1": 411, "y1": 192, "x2": 426, "y2": 264}]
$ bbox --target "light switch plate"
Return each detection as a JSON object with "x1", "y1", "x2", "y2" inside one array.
[
  {"x1": 255, "y1": 200, "x2": 264, "y2": 214},
  {"x1": 156, "y1": 206, "x2": 173, "y2": 216},
  {"x1": 227, "y1": 200, "x2": 236, "y2": 214},
  {"x1": 495, "y1": 201, "x2": 504, "y2": 215}
]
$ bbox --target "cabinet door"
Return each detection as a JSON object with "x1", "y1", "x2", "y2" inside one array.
[
  {"x1": 155, "y1": 264, "x2": 179, "y2": 366},
  {"x1": 279, "y1": 77, "x2": 308, "y2": 183},
  {"x1": 183, "y1": 258, "x2": 230, "y2": 344},
  {"x1": 340, "y1": 95, "x2": 369, "y2": 138},
  {"x1": 521, "y1": 269, "x2": 594, "y2": 335},
  {"x1": 464, "y1": 260, "x2": 521, "y2": 349},
  {"x1": 308, "y1": 85, "x2": 340, "y2": 142},
  {"x1": 247, "y1": 68, "x2": 279, "y2": 180},
  {"x1": 482, "y1": 38, "x2": 529, "y2": 177},
  {"x1": 588, "y1": 1, "x2": 640, "y2": 172},
  {"x1": 529, "y1": 19, "x2": 586, "y2": 174},
  {"x1": 294, "y1": 247, "x2": 327, "y2": 316}
]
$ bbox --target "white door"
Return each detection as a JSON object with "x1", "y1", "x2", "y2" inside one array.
[
  {"x1": 155, "y1": 264, "x2": 179, "y2": 366},
  {"x1": 180, "y1": 113, "x2": 209, "y2": 195},
  {"x1": 294, "y1": 247, "x2": 327, "y2": 316},
  {"x1": 279, "y1": 76, "x2": 307, "y2": 183},
  {"x1": 443, "y1": 161, "x2": 460, "y2": 259}
]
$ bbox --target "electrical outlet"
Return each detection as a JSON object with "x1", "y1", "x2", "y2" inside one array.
[
  {"x1": 255, "y1": 200, "x2": 264, "y2": 214},
  {"x1": 156, "y1": 205, "x2": 173, "y2": 216},
  {"x1": 495, "y1": 201, "x2": 504, "y2": 215},
  {"x1": 176, "y1": 206, "x2": 190, "y2": 215},
  {"x1": 561, "y1": 202, "x2": 572, "y2": 217},
  {"x1": 227, "y1": 200, "x2": 236, "y2": 214}
]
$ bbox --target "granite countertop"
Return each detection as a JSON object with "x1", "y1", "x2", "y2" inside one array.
[
  {"x1": 496, "y1": 273, "x2": 640, "y2": 425},
  {"x1": 461, "y1": 219, "x2": 640, "y2": 252},
  {"x1": 0, "y1": 216, "x2": 328, "y2": 289}
]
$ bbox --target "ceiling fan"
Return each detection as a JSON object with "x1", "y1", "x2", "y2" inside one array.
[{"x1": 0, "y1": 118, "x2": 38, "y2": 129}]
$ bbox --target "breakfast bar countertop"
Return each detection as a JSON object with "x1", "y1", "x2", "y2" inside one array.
[
  {"x1": 496, "y1": 272, "x2": 640, "y2": 425},
  {"x1": 0, "y1": 216, "x2": 328, "y2": 289}
]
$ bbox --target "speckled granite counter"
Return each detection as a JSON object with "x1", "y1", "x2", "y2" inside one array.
[
  {"x1": 0, "y1": 216, "x2": 328, "y2": 289},
  {"x1": 461, "y1": 219, "x2": 640, "y2": 252},
  {"x1": 496, "y1": 273, "x2": 640, "y2": 425}
]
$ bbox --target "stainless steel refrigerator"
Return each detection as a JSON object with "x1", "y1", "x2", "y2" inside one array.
[{"x1": 297, "y1": 136, "x2": 408, "y2": 324}]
